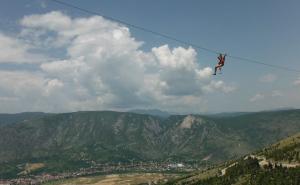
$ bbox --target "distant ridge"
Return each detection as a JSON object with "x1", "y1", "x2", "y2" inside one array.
[
  {"x1": 206, "y1": 108, "x2": 297, "y2": 118},
  {"x1": 260, "y1": 107, "x2": 296, "y2": 112},
  {"x1": 129, "y1": 109, "x2": 171, "y2": 118},
  {"x1": 0, "y1": 112, "x2": 50, "y2": 125},
  {"x1": 206, "y1": 112, "x2": 251, "y2": 118}
]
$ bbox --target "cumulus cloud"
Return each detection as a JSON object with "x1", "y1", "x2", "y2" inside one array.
[
  {"x1": 203, "y1": 80, "x2": 236, "y2": 93},
  {"x1": 0, "y1": 11, "x2": 235, "y2": 113},
  {"x1": 152, "y1": 45, "x2": 197, "y2": 69},
  {"x1": 0, "y1": 33, "x2": 44, "y2": 63},
  {"x1": 21, "y1": 11, "x2": 72, "y2": 32},
  {"x1": 259, "y1": 74, "x2": 277, "y2": 83}
]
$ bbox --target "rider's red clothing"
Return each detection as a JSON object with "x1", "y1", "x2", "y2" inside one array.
[{"x1": 218, "y1": 55, "x2": 225, "y2": 65}]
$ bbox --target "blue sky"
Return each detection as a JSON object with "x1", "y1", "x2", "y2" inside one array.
[{"x1": 0, "y1": 0, "x2": 299, "y2": 113}]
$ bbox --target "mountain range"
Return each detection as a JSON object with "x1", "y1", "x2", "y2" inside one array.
[{"x1": 0, "y1": 109, "x2": 300, "y2": 178}]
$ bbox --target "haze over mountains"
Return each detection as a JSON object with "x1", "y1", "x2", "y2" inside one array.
[{"x1": 0, "y1": 109, "x2": 300, "y2": 178}]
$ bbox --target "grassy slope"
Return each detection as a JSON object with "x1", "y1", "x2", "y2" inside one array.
[
  {"x1": 43, "y1": 173, "x2": 179, "y2": 185},
  {"x1": 167, "y1": 132, "x2": 300, "y2": 185}
]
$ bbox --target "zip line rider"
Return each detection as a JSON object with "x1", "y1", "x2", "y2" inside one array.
[{"x1": 213, "y1": 53, "x2": 226, "y2": 75}]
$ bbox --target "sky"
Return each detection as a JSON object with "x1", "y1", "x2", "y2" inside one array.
[{"x1": 0, "y1": 0, "x2": 299, "y2": 113}]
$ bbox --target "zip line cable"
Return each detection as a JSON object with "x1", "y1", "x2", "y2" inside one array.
[{"x1": 49, "y1": 0, "x2": 300, "y2": 73}]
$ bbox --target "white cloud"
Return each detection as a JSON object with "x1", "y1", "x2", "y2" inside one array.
[
  {"x1": 293, "y1": 77, "x2": 300, "y2": 86},
  {"x1": 0, "y1": 71, "x2": 45, "y2": 112},
  {"x1": 259, "y1": 74, "x2": 277, "y2": 83},
  {"x1": 152, "y1": 45, "x2": 197, "y2": 70},
  {"x1": 0, "y1": 33, "x2": 44, "y2": 63},
  {"x1": 250, "y1": 93, "x2": 265, "y2": 102},
  {"x1": 271, "y1": 90, "x2": 282, "y2": 97},
  {"x1": 249, "y1": 90, "x2": 283, "y2": 103},
  {"x1": 196, "y1": 67, "x2": 213, "y2": 79},
  {"x1": 44, "y1": 79, "x2": 64, "y2": 96},
  {"x1": 203, "y1": 80, "x2": 236, "y2": 93},
  {"x1": 0, "y1": 11, "x2": 236, "y2": 113},
  {"x1": 21, "y1": 11, "x2": 72, "y2": 31}
]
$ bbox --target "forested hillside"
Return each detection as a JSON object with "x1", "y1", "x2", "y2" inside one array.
[
  {"x1": 0, "y1": 110, "x2": 300, "y2": 178},
  {"x1": 167, "y1": 132, "x2": 300, "y2": 185}
]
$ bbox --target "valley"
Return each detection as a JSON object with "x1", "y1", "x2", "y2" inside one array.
[{"x1": 0, "y1": 110, "x2": 300, "y2": 184}]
